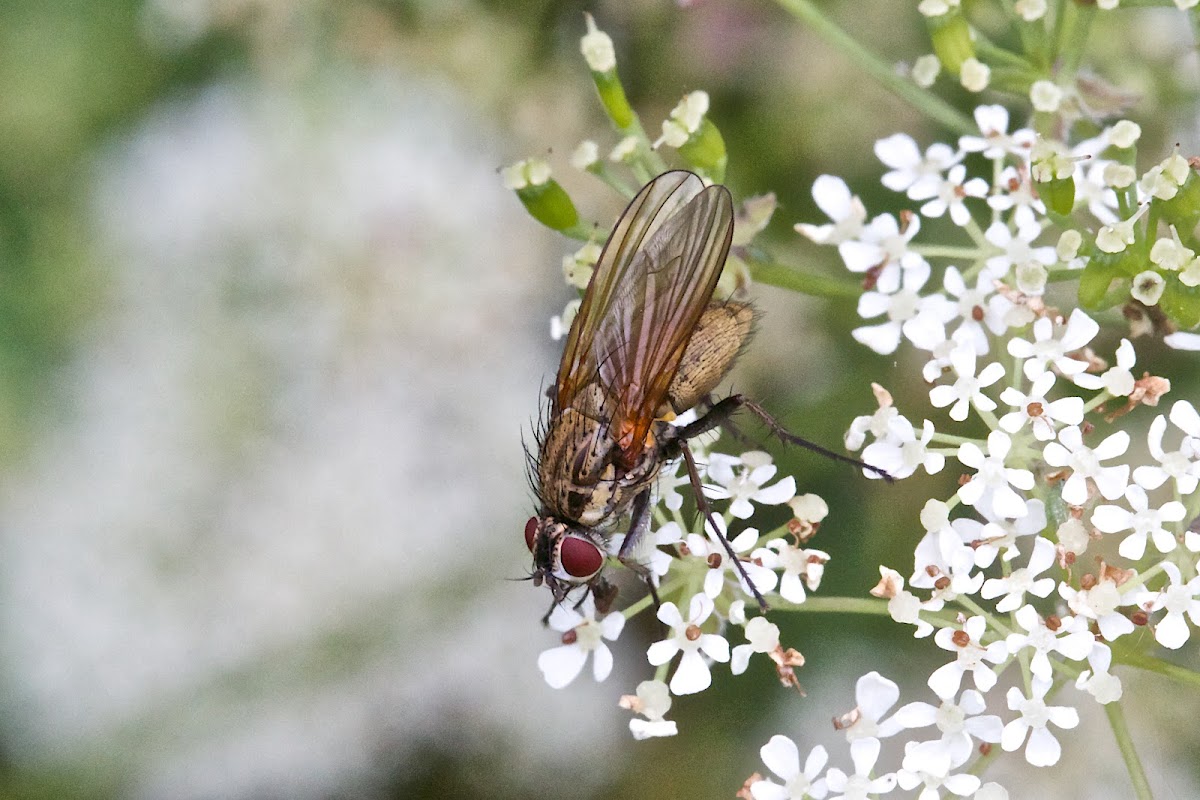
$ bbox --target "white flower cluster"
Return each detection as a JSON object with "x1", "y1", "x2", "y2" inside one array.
[{"x1": 731, "y1": 104, "x2": 1200, "y2": 792}]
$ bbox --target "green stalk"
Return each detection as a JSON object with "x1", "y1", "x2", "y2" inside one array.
[
  {"x1": 773, "y1": 0, "x2": 975, "y2": 136},
  {"x1": 749, "y1": 258, "x2": 864, "y2": 299},
  {"x1": 1105, "y1": 701, "x2": 1155, "y2": 800}
]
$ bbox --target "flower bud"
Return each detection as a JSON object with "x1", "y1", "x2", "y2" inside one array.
[
  {"x1": 1031, "y1": 140, "x2": 1076, "y2": 215},
  {"x1": 912, "y1": 54, "x2": 941, "y2": 88},
  {"x1": 581, "y1": 14, "x2": 634, "y2": 129},
  {"x1": 677, "y1": 117, "x2": 728, "y2": 183},
  {"x1": 504, "y1": 159, "x2": 579, "y2": 232},
  {"x1": 926, "y1": 10, "x2": 974, "y2": 74}
]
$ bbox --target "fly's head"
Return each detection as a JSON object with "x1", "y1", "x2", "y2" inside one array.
[{"x1": 525, "y1": 515, "x2": 607, "y2": 602}]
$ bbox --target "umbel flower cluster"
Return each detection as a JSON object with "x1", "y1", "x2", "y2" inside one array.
[{"x1": 507, "y1": 7, "x2": 1199, "y2": 799}]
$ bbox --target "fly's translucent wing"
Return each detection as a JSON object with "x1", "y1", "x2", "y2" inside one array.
[{"x1": 552, "y1": 170, "x2": 734, "y2": 464}]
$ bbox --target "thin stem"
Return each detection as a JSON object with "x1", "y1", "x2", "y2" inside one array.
[
  {"x1": 772, "y1": 0, "x2": 975, "y2": 135},
  {"x1": 750, "y1": 258, "x2": 864, "y2": 299},
  {"x1": 1105, "y1": 701, "x2": 1155, "y2": 800},
  {"x1": 912, "y1": 245, "x2": 989, "y2": 260},
  {"x1": 1115, "y1": 649, "x2": 1200, "y2": 690}
]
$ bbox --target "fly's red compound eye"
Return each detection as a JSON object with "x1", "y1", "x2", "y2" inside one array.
[
  {"x1": 524, "y1": 517, "x2": 539, "y2": 552},
  {"x1": 559, "y1": 535, "x2": 604, "y2": 580}
]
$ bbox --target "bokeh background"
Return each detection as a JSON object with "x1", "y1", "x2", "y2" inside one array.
[{"x1": 1, "y1": 0, "x2": 1198, "y2": 798}]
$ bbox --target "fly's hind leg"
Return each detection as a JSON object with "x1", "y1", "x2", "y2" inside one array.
[{"x1": 616, "y1": 489, "x2": 661, "y2": 608}]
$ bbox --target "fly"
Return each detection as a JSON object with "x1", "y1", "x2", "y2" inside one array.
[{"x1": 525, "y1": 170, "x2": 886, "y2": 611}]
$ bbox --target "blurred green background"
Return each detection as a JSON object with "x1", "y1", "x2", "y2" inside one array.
[{"x1": 0, "y1": 0, "x2": 1197, "y2": 798}]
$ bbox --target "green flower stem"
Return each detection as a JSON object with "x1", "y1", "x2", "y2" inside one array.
[
  {"x1": 912, "y1": 245, "x2": 989, "y2": 260},
  {"x1": 930, "y1": 432, "x2": 983, "y2": 446},
  {"x1": 1116, "y1": 648, "x2": 1200, "y2": 690},
  {"x1": 1055, "y1": 0, "x2": 1094, "y2": 82},
  {"x1": 1045, "y1": 267, "x2": 1082, "y2": 283},
  {"x1": 749, "y1": 258, "x2": 864, "y2": 299},
  {"x1": 972, "y1": 32, "x2": 1037, "y2": 72},
  {"x1": 1105, "y1": 700, "x2": 1155, "y2": 800},
  {"x1": 1082, "y1": 389, "x2": 1114, "y2": 414},
  {"x1": 772, "y1": 596, "x2": 889, "y2": 616},
  {"x1": 560, "y1": 222, "x2": 607, "y2": 242},
  {"x1": 590, "y1": 165, "x2": 638, "y2": 199},
  {"x1": 772, "y1": 0, "x2": 975, "y2": 136}
]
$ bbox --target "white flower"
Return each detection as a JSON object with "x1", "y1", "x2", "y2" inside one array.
[
  {"x1": 1004, "y1": 604, "x2": 1094, "y2": 680},
  {"x1": 861, "y1": 416, "x2": 945, "y2": 479},
  {"x1": 1014, "y1": 0, "x2": 1047, "y2": 20},
  {"x1": 620, "y1": 680, "x2": 678, "y2": 739},
  {"x1": 607, "y1": 520, "x2": 682, "y2": 583},
  {"x1": 1139, "y1": 152, "x2": 1191, "y2": 201},
  {"x1": 1092, "y1": 484, "x2": 1186, "y2": 560},
  {"x1": 919, "y1": 0, "x2": 960, "y2": 16},
  {"x1": 959, "y1": 105, "x2": 1036, "y2": 160},
  {"x1": 998, "y1": 371, "x2": 1084, "y2": 441},
  {"x1": 1075, "y1": 642, "x2": 1123, "y2": 704},
  {"x1": 580, "y1": 13, "x2": 617, "y2": 72},
  {"x1": 838, "y1": 672, "x2": 904, "y2": 741},
  {"x1": 1096, "y1": 204, "x2": 1147, "y2": 254},
  {"x1": 1001, "y1": 678, "x2": 1080, "y2": 766},
  {"x1": 647, "y1": 594, "x2": 730, "y2": 695},
  {"x1": 1149, "y1": 562, "x2": 1200, "y2": 649},
  {"x1": 980, "y1": 537, "x2": 1057, "y2": 612},
  {"x1": 838, "y1": 211, "x2": 926, "y2": 293},
  {"x1": 853, "y1": 262, "x2": 956, "y2": 354},
  {"x1": 873, "y1": 567, "x2": 936, "y2": 638},
  {"x1": 1165, "y1": 331, "x2": 1200, "y2": 350},
  {"x1": 609, "y1": 135, "x2": 639, "y2": 162},
  {"x1": 890, "y1": 689, "x2": 1003, "y2": 768},
  {"x1": 874, "y1": 133, "x2": 960, "y2": 196},
  {"x1": 942, "y1": 266, "x2": 1011, "y2": 355},
  {"x1": 983, "y1": 220, "x2": 1056, "y2": 279},
  {"x1": 537, "y1": 594, "x2": 626, "y2": 688},
  {"x1": 846, "y1": 384, "x2": 901, "y2": 450},
  {"x1": 796, "y1": 175, "x2": 869, "y2": 246},
  {"x1": 912, "y1": 54, "x2": 941, "y2": 88},
  {"x1": 1043, "y1": 425, "x2": 1130, "y2": 505},
  {"x1": 500, "y1": 157, "x2": 551, "y2": 190},
  {"x1": 824, "y1": 738, "x2": 897, "y2": 799},
  {"x1": 732, "y1": 616, "x2": 782, "y2": 675},
  {"x1": 1060, "y1": 576, "x2": 1138, "y2": 641},
  {"x1": 751, "y1": 736, "x2": 830, "y2": 800},
  {"x1": 909, "y1": 164, "x2": 988, "y2": 226},
  {"x1": 896, "y1": 740, "x2": 982, "y2": 797},
  {"x1": 959, "y1": 58, "x2": 990, "y2": 92},
  {"x1": 705, "y1": 451, "x2": 797, "y2": 519},
  {"x1": 686, "y1": 516, "x2": 778, "y2": 601},
  {"x1": 1130, "y1": 270, "x2": 1166, "y2": 306},
  {"x1": 1007, "y1": 309, "x2": 1100, "y2": 380},
  {"x1": 654, "y1": 90, "x2": 709, "y2": 148},
  {"x1": 763, "y1": 538, "x2": 830, "y2": 605},
  {"x1": 1029, "y1": 80, "x2": 1063, "y2": 112},
  {"x1": 570, "y1": 139, "x2": 599, "y2": 171},
  {"x1": 550, "y1": 298, "x2": 581, "y2": 341},
  {"x1": 971, "y1": 499, "x2": 1047, "y2": 567},
  {"x1": 1109, "y1": 120, "x2": 1142, "y2": 148},
  {"x1": 1132, "y1": 401, "x2": 1200, "y2": 496},
  {"x1": 1074, "y1": 161, "x2": 1120, "y2": 224},
  {"x1": 988, "y1": 165, "x2": 1046, "y2": 230},
  {"x1": 956, "y1": 431, "x2": 1036, "y2": 520},
  {"x1": 929, "y1": 343, "x2": 1006, "y2": 422},
  {"x1": 929, "y1": 616, "x2": 1008, "y2": 698}
]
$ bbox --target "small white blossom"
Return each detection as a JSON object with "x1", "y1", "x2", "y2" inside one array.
[
  {"x1": 1109, "y1": 120, "x2": 1142, "y2": 148},
  {"x1": 972, "y1": 499, "x2": 1047, "y2": 567},
  {"x1": 929, "y1": 616, "x2": 1008, "y2": 697},
  {"x1": 1095, "y1": 204, "x2": 1147, "y2": 254},
  {"x1": 838, "y1": 212, "x2": 927, "y2": 292},
  {"x1": 1102, "y1": 163, "x2": 1137, "y2": 189},
  {"x1": 751, "y1": 736, "x2": 830, "y2": 800},
  {"x1": 570, "y1": 139, "x2": 599, "y2": 171},
  {"x1": 839, "y1": 671, "x2": 904, "y2": 741},
  {"x1": 959, "y1": 105, "x2": 1036, "y2": 161},
  {"x1": 1043, "y1": 425, "x2": 1130, "y2": 505},
  {"x1": 929, "y1": 343, "x2": 1006, "y2": 422},
  {"x1": 853, "y1": 262, "x2": 956, "y2": 354},
  {"x1": 686, "y1": 516, "x2": 778, "y2": 601},
  {"x1": 1029, "y1": 80, "x2": 1063, "y2": 113},
  {"x1": 655, "y1": 91, "x2": 708, "y2": 148},
  {"x1": 501, "y1": 157, "x2": 552, "y2": 190},
  {"x1": 910, "y1": 164, "x2": 988, "y2": 226},
  {"x1": 960, "y1": 58, "x2": 991, "y2": 92},
  {"x1": 647, "y1": 594, "x2": 730, "y2": 695},
  {"x1": 980, "y1": 536, "x2": 1057, "y2": 612},
  {"x1": 537, "y1": 594, "x2": 626, "y2": 688},
  {"x1": 795, "y1": 175, "x2": 868, "y2": 245},
  {"x1": 620, "y1": 680, "x2": 678, "y2": 739},
  {"x1": 1092, "y1": 484, "x2": 1186, "y2": 560},
  {"x1": 1149, "y1": 562, "x2": 1200, "y2": 649},
  {"x1": 731, "y1": 616, "x2": 782, "y2": 675},
  {"x1": 897, "y1": 739, "x2": 982, "y2": 797},
  {"x1": 1014, "y1": 0, "x2": 1047, "y2": 21},
  {"x1": 988, "y1": 165, "x2": 1045, "y2": 230},
  {"x1": 763, "y1": 539, "x2": 830, "y2": 605},
  {"x1": 1001, "y1": 678, "x2": 1080, "y2": 766},
  {"x1": 1139, "y1": 152, "x2": 1191, "y2": 201},
  {"x1": 550, "y1": 298, "x2": 581, "y2": 340},
  {"x1": 918, "y1": 0, "x2": 960, "y2": 15},
  {"x1": 1074, "y1": 338, "x2": 1137, "y2": 395},
  {"x1": 983, "y1": 220, "x2": 1056, "y2": 278},
  {"x1": 1007, "y1": 309, "x2": 1100, "y2": 380},
  {"x1": 1060, "y1": 576, "x2": 1138, "y2": 641},
  {"x1": 861, "y1": 416, "x2": 945, "y2": 479},
  {"x1": 875, "y1": 133, "x2": 961, "y2": 196},
  {"x1": 824, "y1": 738, "x2": 897, "y2": 799},
  {"x1": 609, "y1": 135, "x2": 639, "y2": 162},
  {"x1": 873, "y1": 567, "x2": 937, "y2": 638},
  {"x1": 912, "y1": 54, "x2": 941, "y2": 88},
  {"x1": 957, "y1": 431, "x2": 1036, "y2": 520},
  {"x1": 705, "y1": 451, "x2": 797, "y2": 519},
  {"x1": 942, "y1": 266, "x2": 1011, "y2": 355},
  {"x1": 889, "y1": 689, "x2": 1003, "y2": 768},
  {"x1": 1004, "y1": 604, "x2": 1094, "y2": 680},
  {"x1": 1132, "y1": 401, "x2": 1200, "y2": 496},
  {"x1": 1075, "y1": 642, "x2": 1123, "y2": 704},
  {"x1": 580, "y1": 13, "x2": 617, "y2": 72},
  {"x1": 998, "y1": 371, "x2": 1084, "y2": 441},
  {"x1": 1131, "y1": 270, "x2": 1166, "y2": 306}
]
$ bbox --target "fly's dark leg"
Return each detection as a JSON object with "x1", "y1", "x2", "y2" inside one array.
[
  {"x1": 617, "y1": 489, "x2": 662, "y2": 608},
  {"x1": 679, "y1": 445, "x2": 770, "y2": 612},
  {"x1": 675, "y1": 394, "x2": 894, "y2": 482}
]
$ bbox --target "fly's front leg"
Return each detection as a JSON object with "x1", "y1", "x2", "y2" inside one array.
[{"x1": 617, "y1": 489, "x2": 661, "y2": 608}]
